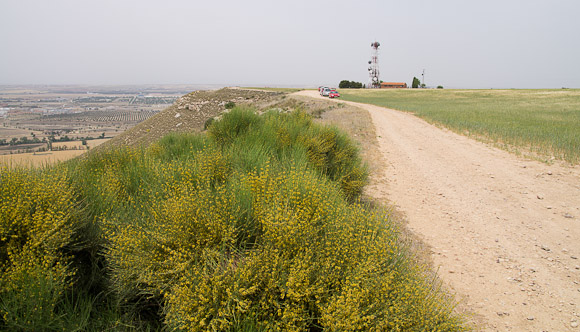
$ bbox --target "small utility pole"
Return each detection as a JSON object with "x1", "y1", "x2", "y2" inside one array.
[{"x1": 422, "y1": 69, "x2": 425, "y2": 88}]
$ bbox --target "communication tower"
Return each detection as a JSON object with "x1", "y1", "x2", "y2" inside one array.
[{"x1": 368, "y1": 41, "x2": 381, "y2": 88}]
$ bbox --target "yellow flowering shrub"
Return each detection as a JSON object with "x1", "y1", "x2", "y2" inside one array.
[
  {"x1": 0, "y1": 107, "x2": 466, "y2": 330},
  {"x1": 0, "y1": 167, "x2": 78, "y2": 330},
  {"x1": 157, "y1": 163, "x2": 464, "y2": 331}
]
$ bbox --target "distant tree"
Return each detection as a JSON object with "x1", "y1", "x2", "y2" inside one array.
[
  {"x1": 420, "y1": 83, "x2": 426, "y2": 88},
  {"x1": 100, "y1": 132, "x2": 105, "y2": 139},
  {"x1": 339, "y1": 80, "x2": 363, "y2": 89},
  {"x1": 412, "y1": 77, "x2": 421, "y2": 88},
  {"x1": 437, "y1": 85, "x2": 444, "y2": 89}
]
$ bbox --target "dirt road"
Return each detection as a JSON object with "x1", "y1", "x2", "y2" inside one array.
[{"x1": 295, "y1": 90, "x2": 580, "y2": 331}]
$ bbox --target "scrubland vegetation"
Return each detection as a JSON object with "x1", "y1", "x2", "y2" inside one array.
[
  {"x1": 340, "y1": 89, "x2": 580, "y2": 163},
  {"x1": 1, "y1": 107, "x2": 465, "y2": 331}
]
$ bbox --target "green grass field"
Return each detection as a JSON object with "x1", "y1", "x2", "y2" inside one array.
[{"x1": 339, "y1": 89, "x2": 580, "y2": 164}]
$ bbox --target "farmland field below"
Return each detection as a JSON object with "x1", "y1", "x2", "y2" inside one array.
[
  {"x1": 0, "y1": 138, "x2": 109, "y2": 167},
  {"x1": 339, "y1": 89, "x2": 580, "y2": 164}
]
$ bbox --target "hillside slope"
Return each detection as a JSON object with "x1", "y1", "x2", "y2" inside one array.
[{"x1": 96, "y1": 88, "x2": 284, "y2": 150}]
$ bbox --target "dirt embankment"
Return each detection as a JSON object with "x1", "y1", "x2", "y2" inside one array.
[
  {"x1": 294, "y1": 90, "x2": 580, "y2": 332},
  {"x1": 95, "y1": 88, "x2": 285, "y2": 151}
]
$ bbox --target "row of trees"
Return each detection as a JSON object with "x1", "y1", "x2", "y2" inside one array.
[
  {"x1": 0, "y1": 133, "x2": 106, "y2": 147},
  {"x1": 0, "y1": 137, "x2": 44, "y2": 146},
  {"x1": 338, "y1": 80, "x2": 364, "y2": 88}
]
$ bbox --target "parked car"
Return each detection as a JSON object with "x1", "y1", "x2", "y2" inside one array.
[
  {"x1": 321, "y1": 87, "x2": 331, "y2": 96},
  {"x1": 329, "y1": 90, "x2": 340, "y2": 98}
]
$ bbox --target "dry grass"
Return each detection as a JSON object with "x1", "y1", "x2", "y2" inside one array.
[
  {"x1": 0, "y1": 151, "x2": 85, "y2": 167},
  {"x1": 0, "y1": 139, "x2": 110, "y2": 167}
]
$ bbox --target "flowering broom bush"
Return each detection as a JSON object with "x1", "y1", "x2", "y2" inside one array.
[
  {"x1": 0, "y1": 167, "x2": 79, "y2": 330},
  {"x1": 1, "y1": 107, "x2": 466, "y2": 330}
]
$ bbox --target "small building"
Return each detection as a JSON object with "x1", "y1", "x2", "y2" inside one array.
[{"x1": 380, "y1": 82, "x2": 407, "y2": 89}]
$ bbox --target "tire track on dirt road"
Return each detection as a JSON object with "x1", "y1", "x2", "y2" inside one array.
[{"x1": 294, "y1": 90, "x2": 580, "y2": 331}]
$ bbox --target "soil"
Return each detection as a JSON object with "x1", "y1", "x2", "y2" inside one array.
[{"x1": 294, "y1": 90, "x2": 580, "y2": 331}]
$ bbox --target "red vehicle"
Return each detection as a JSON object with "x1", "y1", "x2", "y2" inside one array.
[{"x1": 328, "y1": 90, "x2": 340, "y2": 98}]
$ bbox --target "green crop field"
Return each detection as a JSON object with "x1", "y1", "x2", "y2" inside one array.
[{"x1": 339, "y1": 89, "x2": 580, "y2": 164}]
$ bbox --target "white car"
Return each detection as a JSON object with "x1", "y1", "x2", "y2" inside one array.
[{"x1": 321, "y1": 87, "x2": 331, "y2": 96}]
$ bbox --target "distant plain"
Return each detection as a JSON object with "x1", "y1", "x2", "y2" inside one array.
[{"x1": 0, "y1": 85, "x2": 198, "y2": 165}]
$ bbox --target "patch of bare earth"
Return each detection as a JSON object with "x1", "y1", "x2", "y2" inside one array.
[
  {"x1": 95, "y1": 88, "x2": 284, "y2": 150},
  {"x1": 294, "y1": 90, "x2": 580, "y2": 331}
]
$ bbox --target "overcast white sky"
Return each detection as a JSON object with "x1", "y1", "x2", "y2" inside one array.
[{"x1": 1, "y1": 0, "x2": 579, "y2": 88}]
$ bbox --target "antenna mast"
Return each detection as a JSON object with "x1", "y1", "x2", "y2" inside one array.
[{"x1": 368, "y1": 41, "x2": 381, "y2": 88}]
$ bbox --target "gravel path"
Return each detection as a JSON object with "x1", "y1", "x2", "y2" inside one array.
[{"x1": 295, "y1": 90, "x2": 580, "y2": 331}]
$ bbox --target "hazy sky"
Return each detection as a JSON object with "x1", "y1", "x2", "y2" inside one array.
[{"x1": 1, "y1": 0, "x2": 579, "y2": 88}]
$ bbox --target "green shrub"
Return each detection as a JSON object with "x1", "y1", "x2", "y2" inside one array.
[
  {"x1": 1, "y1": 107, "x2": 465, "y2": 330},
  {"x1": 0, "y1": 167, "x2": 79, "y2": 330},
  {"x1": 208, "y1": 107, "x2": 262, "y2": 146},
  {"x1": 211, "y1": 108, "x2": 368, "y2": 200},
  {"x1": 204, "y1": 117, "x2": 215, "y2": 130}
]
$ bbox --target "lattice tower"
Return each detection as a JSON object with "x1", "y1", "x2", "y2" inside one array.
[{"x1": 368, "y1": 41, "x2": 380, "y2": 88}]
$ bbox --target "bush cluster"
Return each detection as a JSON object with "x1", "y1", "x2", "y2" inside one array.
[
  {"x1": 338, "y1": 80, "x2": 364, "y2": 89},
  {"x1": 0, "y1": 167, "x2": 88, "y2": 330},
  {"x1": 0, "y1": 107, "x2": 465, "y2": 330}
]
